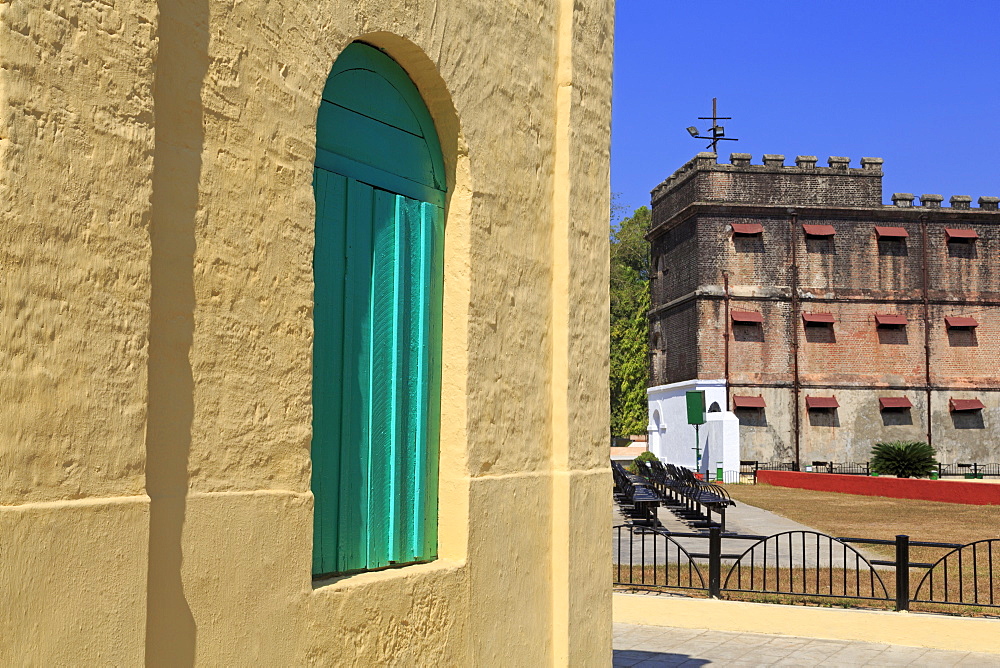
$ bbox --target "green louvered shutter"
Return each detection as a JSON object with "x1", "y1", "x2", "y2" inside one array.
[{"x1": 312, "y1": 43, "x2": 444, "y2": 576}]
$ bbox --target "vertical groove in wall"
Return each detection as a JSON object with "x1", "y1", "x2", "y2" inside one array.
[
  {"x1": 144, "y1": 0, "x2": 207, "y2": 663},
  {"x1": 550, "y1": 0, "x2": 575, "y2": 663},
  {"x1": 920, "y1": 214, "x2": 933, "y2": 449}
]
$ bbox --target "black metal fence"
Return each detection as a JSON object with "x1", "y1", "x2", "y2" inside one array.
[
  {"x1": 614, "y1": 524, "x2": 1000, "y2": 613},
  {"x1": 740, "y1": 460, "x2": 1000, "y2": 481}
]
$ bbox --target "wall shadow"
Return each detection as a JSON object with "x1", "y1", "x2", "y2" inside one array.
[
  {"x1": 733, "y1": 235, "x2": 764, "y2": 253},
  {"x1": 805, "y1": 237, "x2": 835, "y2": 254},
  {"x1": 613, "y1": 650, "x2": 709, "y2": 666},
  {"x1": 948, "y1": 240, "x2": 977, "y2": 259},
  {"x1": 877, "y1": 238, "x2": 908, "y2": 256},
  {"x1": 947, "y1": 328, "x2": 978, "y2": 347},
  {"x1": 145, "y1": 0, "x2": 208, "y2": 664},
  {"x1": 877, "y1": 327, "x2": 908, "y2": 345},
  {"x1": 735, "y1": 408, "x2": 767, "y2": 427},
  {"x1": 732, "y1": 323, "x2": 764, "y2": 342},
  {"x1": 808, "y1": 409, "x2": 840, "y2": 427},
  {"x1": 804, "y1": 324, "x2": 836, "y2": 344},
  {"x1": 951, "y1": 411, "x2": 986, "y2": 429},
  {"x1": 881, "y1": 408, "x2": 913, "y2": 426}
]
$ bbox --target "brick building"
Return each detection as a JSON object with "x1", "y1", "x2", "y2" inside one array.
[{"x1": 647, "y1": 152, "x2": 1000, "y2": 467}]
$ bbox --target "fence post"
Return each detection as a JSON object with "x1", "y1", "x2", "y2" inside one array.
[
  {"x1": 708, "y1": 526, "x2": 722, "y2": 598},
  {"x1": 895, "y1": 534, "x2": 910, "y2": 612}
]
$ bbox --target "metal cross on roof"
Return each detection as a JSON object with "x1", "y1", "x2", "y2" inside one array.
[{"x1": 686, "y1": 97, "x2": 739, "y2": 153}]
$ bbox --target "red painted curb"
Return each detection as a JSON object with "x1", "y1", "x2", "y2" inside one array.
[{"x1": 757, "y1": 470, "x2": 1000, "y2": 505}]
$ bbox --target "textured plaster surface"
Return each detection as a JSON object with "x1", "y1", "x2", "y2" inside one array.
[
  {"x1": 3, "y1": 0, "x2": 613, "y2": 664},
  {"x1": 0, "y1": 0, "x2": 155, "y2": 505}
]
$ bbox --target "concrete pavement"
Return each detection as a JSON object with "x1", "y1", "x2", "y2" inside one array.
[{"x1": 613, "y1": 622, "x2": 1000, "y2": 667}]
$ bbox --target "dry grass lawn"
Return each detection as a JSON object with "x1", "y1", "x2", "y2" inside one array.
[
  {"x1": 726, "y1": 483, "x2": 1000, "y2": 559},
  {"x1": 614, "y1": 483, "x2": 1000, "y2": 615}
]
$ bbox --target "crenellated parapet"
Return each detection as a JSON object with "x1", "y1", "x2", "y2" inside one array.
[
  {"x1": 889, "y1": 194, "x2": 1000, "y2": 210},
  {"x1": 650, "y1": 152, "x2": 884, "y2": 222}
]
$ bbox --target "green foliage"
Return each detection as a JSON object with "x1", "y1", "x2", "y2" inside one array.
[
  {"x1": 610, "y1": 205, "x2": 651, "y2": 437},
  {"x1": 870, "y1": 440, "x2": 938, "y2": 478},
  {"x1": 627, "y1": 450, "x2": 659, "y2": 475}
]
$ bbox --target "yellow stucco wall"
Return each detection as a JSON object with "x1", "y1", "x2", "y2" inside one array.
[{"x1": 0, "y1": 0, "x2": 613, "y2": 665}]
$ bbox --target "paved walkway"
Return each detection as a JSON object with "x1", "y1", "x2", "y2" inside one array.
[{"x1": 613, "y1": 622, "x2": 1000, "y2": 666}]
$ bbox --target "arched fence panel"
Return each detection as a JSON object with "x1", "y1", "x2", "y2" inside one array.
[
  {"x1": 723, "y1": 531, "x2": 889, "y2": 602},
  {"x1": 613, "y1": 524, "x2": 705, "y2": 591},
  {"x1": 913, "y1": 539, "x2": 1000, "y2": 609}
]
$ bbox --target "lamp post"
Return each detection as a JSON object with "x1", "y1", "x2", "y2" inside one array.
[{"x1": 686, "y1": 98, "x2": 738, "y2": 153}]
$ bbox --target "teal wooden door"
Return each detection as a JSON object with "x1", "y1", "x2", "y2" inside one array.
[{"x1": 312, "y1": 43, "x2": 444, "y2": 576}]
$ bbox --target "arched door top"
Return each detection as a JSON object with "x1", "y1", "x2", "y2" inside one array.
[{"x1": 316, "y1": 43, "x2": 446, "y2": 205}]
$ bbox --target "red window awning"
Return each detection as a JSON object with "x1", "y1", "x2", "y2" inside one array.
[
  {"x1": 806, "y1": 395, "x2": 839, "y2": 409},
  {"x1": 945, "y1": 228, "x2": 979, "y2": 240},
  {"x1": 879, "y1": 397, "x2": 913, "y2": 410},
  {"x1": 802, "y1": 224, "x2": 835, "y2": 237},
  {"x1": 802, "y1": 312, "x2": 835, "y2": 324},
  {"x1": 733, "y1": 395, "x2": 766, "y2": 408},
  {"x1": 875, "y1": 226, "x2": 909, "y2": 238},
  {"x1": 731, "y1": 310, "x2": 763, "y2": 323},
  {"x1": 945, "y1": 316, "x2": 979, "y2": 328},
  {"x1": 731, "y1": 223, "x2": 764, "y2": 235},
  {"x1": 950, "y1": 398, "x2": 985, "y2": 412},
  {"x1": 875, "y1": 314, "x2": 908, "y2": 326}
]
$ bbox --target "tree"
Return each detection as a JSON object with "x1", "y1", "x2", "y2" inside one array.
[{"x1": 610, "y1": 205, "x2": 651, "y2": 437}]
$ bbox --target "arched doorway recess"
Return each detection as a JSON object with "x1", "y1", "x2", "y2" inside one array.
[{"x1": 312, "y1": 42, "x2": 445, "y2": 576}]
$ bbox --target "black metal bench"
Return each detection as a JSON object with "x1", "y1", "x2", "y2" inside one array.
[
  {"x1": 636, "y1": 460, "x2": 735, "y2": 531},
  {"x1": 611, "y1": 460, "x2": 660, "y2": 526}
]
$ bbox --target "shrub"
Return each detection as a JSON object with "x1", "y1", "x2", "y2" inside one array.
[
  {"x1": 627, "y1": 450, "x2": 660, "y2": 475},
  {"x1": 870, "y1": 440, "x2": 938, "y2": 478}
]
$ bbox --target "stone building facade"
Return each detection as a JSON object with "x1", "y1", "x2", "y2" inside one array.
[{"x1": 648, "y1": 152, "x2": 1000, "y2": 466}]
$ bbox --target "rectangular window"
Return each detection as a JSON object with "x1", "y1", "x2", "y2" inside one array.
[
  {"x1": 806, "y1": 395, "x2": 839, "y2": 427},
  {"x1": 733, "y1": 395, "x2": 767, "y2": 426}
]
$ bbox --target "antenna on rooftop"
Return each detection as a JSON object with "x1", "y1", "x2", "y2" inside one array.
[{"x1": 686, "y1": 97, "x2": 738, "y2": 153}]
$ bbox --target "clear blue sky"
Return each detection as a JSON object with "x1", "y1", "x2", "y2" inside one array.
[{"x1": 611, "y1": 1, "x2": 1000, "y2": 221}]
